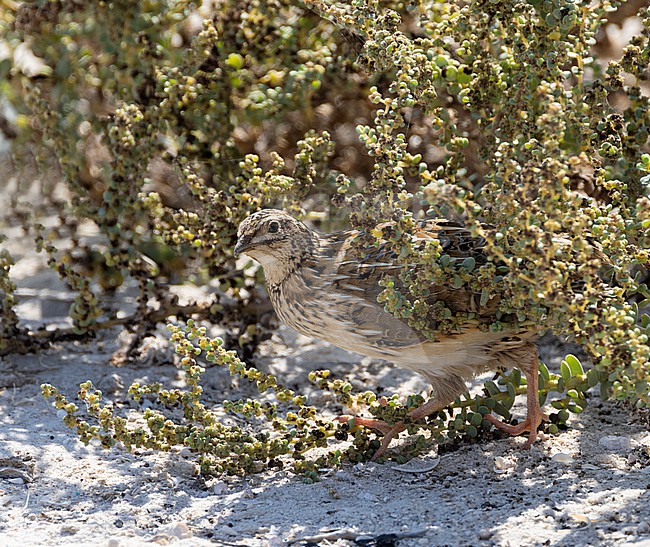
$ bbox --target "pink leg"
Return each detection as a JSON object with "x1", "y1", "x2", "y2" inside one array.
[
  {"x1": 337, "y1": 415, "x2": 395, "y2": 436},
  {"x1": 337, "y1": 398, "x2": 446, "y2": 460},
  {"x1": 485, "y1": 353, "x2": 548, "y2": 447}
]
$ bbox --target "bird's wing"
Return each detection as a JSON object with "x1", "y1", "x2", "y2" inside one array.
[
  {"x1": 317, "y1": 219, "x2": 501, "y2": 342},
  {"x1": 412, "y1": 219, "x2": 501, "y2": 316},
  {"x1": 312, "y1": 229, "x2": 425, "y2": 347}
]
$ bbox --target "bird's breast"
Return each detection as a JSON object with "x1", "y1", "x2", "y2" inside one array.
[
  {"x1": 268, "y1": 272, "x2": 349, "y2": 340},
  {"x1": 269, "y1": 272, "x2": 454, "y2": 373}
]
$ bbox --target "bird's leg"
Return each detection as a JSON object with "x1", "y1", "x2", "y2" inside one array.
[
  {"x1": 338, "y1": 398, "x2": 446, "y2": 460},
  {"x1": 485, "y1": 352, "x2": 548, "y2": 447},
  {"x1": 337, "y1": 415, "x2": 396, "y2": 436}
]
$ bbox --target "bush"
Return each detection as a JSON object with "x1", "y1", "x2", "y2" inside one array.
[{"x1": 0, "y1": 0, "x2": 648, "y2": 472}]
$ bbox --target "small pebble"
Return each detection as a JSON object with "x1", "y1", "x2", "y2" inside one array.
[
  {"x1": 158, "y1": 521, "x2": 192, "y2": 539},
  {"x1": 478, "y1": 529, "x2": 493, "y2": 540},
  {"x1": 599, "y1": 436, "x2": 632, "y2": 452},
  {"x1": 7, "y1": 478, "x2": 25, "y2": 485},
  {"x1": 494, "y1": 456, "x2": 515, "y2": 473},
  {"x1": 391, "y1": 457, "x2": 440, "y2": 474},
  {"x1": 211, "y1": 481, "x2": 228, "y2": 495},
  {"x1": 551, "y1": 452, "x2": 573, "y2": 464},
  {"x1": 335, "y1": 471, "x2": 353, "y2": 482},
  {"x1": 166, "y1": 459, "x2": 196, "y2": 478},
  {"x1": 569, "y1": 513, "x2": 590, "y2": 526},
  {"x1": 638, "y1": 521, "x2": 650, "y2": 535}
]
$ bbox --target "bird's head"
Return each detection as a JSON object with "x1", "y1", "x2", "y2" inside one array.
[{"x1": 234, "y1": 210, "x2": 318, "y2": 280}]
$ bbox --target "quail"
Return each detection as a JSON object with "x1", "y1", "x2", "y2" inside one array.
[{"x1": 234, "y1": 209, "x2": 546, "y2": 458}]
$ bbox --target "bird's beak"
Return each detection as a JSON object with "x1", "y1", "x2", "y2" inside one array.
[{"x1": 233, "y1": 236, "x2": 252, "y2": 258}]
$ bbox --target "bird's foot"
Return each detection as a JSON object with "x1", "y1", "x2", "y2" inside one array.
[
  {"x1": 337, "y1": 415, "x2": 394, "y2": 435},
  {"x1": 336, "y1": 415, "x2": 406, "y2": 460},
  {"x1": 485, "y1": 410, "x2": 549, "y2": 448},
  {"x1": 371, "y1": 422, "x2": 407, "y2": 460}
]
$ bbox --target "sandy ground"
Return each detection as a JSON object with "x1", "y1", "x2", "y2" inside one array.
[
  {"x1": 1, "y1": 323, "x2": 650, "y2": 547},
  {"x1": 1, "y1": 214, "x2": 650, "y2": 547}
]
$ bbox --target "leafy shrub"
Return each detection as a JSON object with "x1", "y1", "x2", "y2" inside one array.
[
  {"x1": 0, "y1": 0, "x2": 647, "y2": 472},
  {"x1": 42, "y1": 321, "x2": 598, "y2": 475}
]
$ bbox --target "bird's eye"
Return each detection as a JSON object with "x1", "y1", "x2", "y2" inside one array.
[{"x1": 268, "y1": 221, "x2": 280, "y2": 234}]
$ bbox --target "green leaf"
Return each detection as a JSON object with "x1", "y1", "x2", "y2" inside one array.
[
  {"x1": 470, "y1": 412, "x2": 483, "y2": 426},
  {"x1": 452, "y1": 275, "x2": 463, "y2": 289},
  {"x1": 568, "y1": 404, "x2": 583, "y2": 414},
  {"x1": 560, "y1": 360, "x2": 571, "y2": 383},
  {"x1": 492, "y1": 402, "x2": 511, "y2": 418},
  {"x1": 564, "y1": 354, "x2": 584, "y2": 377},
  {"x1": 0, "y1": 59, "x2": 11, "y2": 81},
  {"x1": 480, "y1": 289, "x2": 491, "y2": 307},
  {"x1": 600, "y1": 381, "x2": 611, "y2": 401},
  {"x1": 539, "y1": 362, "x2": 550, "y2": 381},
  {"x1": 586, "y1": 368, "x2": 599, "y2": 388},
  {"x1": 575, "y1": 397, "x2": 589, "y2": 409},
  {"x1": 461, "y1": 256, "x2": 475, "y2": 272}
]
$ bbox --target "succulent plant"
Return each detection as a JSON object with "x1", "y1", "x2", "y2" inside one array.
[{"x1": 0, "y1": 0, "x2": 646, "y2": 472}]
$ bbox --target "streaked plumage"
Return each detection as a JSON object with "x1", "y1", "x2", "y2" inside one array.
[{"x1": 235, "y1": 209, "x2": 546, "y2": 457}]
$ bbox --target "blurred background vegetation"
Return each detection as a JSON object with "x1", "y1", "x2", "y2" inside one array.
[{"x1": 1, "y1": 0, "x2": 649, "y2": 470}]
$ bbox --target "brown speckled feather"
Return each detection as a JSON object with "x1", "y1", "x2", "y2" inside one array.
[
  {"x1": 322, "y1": 219, "x2": 502, "y2": 326},
  {"x1": 235, "y1": 210, "x2": 539, "y2": 406}
]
